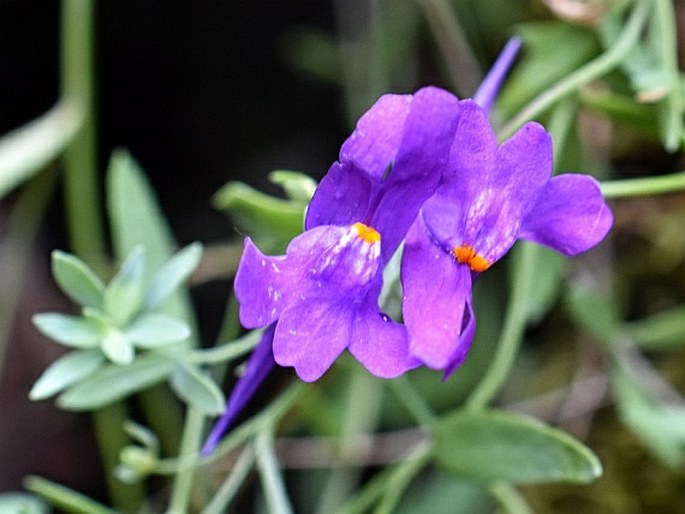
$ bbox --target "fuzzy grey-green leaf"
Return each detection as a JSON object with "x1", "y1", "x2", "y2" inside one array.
[
  {"x1": 51, "y1": 250, "x2": 105, "y2": 309},
  {"x1": 170, "y1": 362, "x2": 225, "y2": 415},
  {"x1": 144, "y1": 243, "x2": 202, "y2": 311},
  {"x1": 126, "y1": 313, "x2": 191, "y2": 348},
  {"x1": 433, "y1": 410, "x2": 602, "y2": 485},
  {"x1": 103, "y1": 246, "x2": 145, "y2": 326},
  {"x1": 32, "y1": 313, "x2": 102, "y2": 348},
  {"x1": 29, "y1": 349, "x2": 105, "y2": 400}
]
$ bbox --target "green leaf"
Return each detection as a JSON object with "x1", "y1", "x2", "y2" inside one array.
[
  {"x1": 0, "y1": 99, "x2": 83, "y2": 200},
  {"x1": 144, "y1": 242, "x2": 202, "y2": 311},
  {"x1": 125, "y1": 313, "x2": 191, "y2": 348},
  {"x1": 625, "y1": 304, "x2": 685, "y2": 350},
  {"x1": 100, "y1": 330, "x2": 135, "y2": 365},
  {"x1": 169, "y1": 362, "x2": 225, "y2": 415},
  {"x1": 24, "y1": 475, "x2": 117, "y2": 514},
  {"x1": 29, "y1": 349, "x2": 105, "y2": 400},
  {"x1": 58, "y1": 353, "x2": 174, "y2": 410},
  {"x1": 213, "y1": 181, "x2": 305, "y2": 253},
  {"x1": 103, "y1": 246, "x2": 145, "y2": 326},
  {"x1": 0, "y1": 492, "x2": 49, "y2": 514},
  {"x1": 565, "y1": 286, "x2": 621, "y2": 345},
  {"x1": 106, "y1": 149, "x2": 196, "y2": 335},
  {"x1": 611, "y1": 362, "x2": 685, "y2": 469},
  {"x1": 433, "y1": 410, "x2": 602, "y2": 485},
  {"x1": 51, "y1": 250, "x2": 105, "y2": 309},
  {"x1": 32, "y1": 313, "x2": 102, "y2": 348},
  {"x1": 268, "y1": 170, "x2": 317, "y2": 202}
]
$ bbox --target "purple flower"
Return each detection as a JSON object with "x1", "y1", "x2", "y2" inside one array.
[
  {"x1": 401, "y1": 100, "x2": 613, "y2": 377},
  {"x1": 234, "y1": 87, "x2": 461, "y2": 382}
]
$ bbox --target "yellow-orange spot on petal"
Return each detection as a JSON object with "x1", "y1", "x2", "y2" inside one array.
[
  {"x1": 452, "y1": 245, "x2": 490, "y2": 272},
  {"x1": 353, "y1": 222, "x2": 381, "y2": 244}
]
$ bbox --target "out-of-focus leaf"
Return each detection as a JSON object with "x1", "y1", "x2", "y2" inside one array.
[
  {"x1": 58, "y1": 353, "x2": 174, "y2": 410},
  {"x1": 169, "y1": 362, "x2": 225, "y2": 415},
  {"x1": 268, "y1": 170, "x2": 317, "y2": 202},
  {"x1": 103, "y1": 247, "x2": 145, "y2": 326},
  {"x1": 51, "y1": 250, "x2": 105, "y2": 309},
  {"x1": 100, "y1": 330, "x2": 135, "y2": 365},
  {"x1": 611, "y1": 362, "x2": 685, "y2": 469},
  {"x1": 106, "y1": 150, "x2": 195, "y2": 331},
  {"x1": 32, "y1": 313, "x2": 102, "y2": 348},
  {"x1": 213, "y1": 181, "x2": 305, "y2": 253},
  {"x1": 433, "y1": 410, "x2": 602, "y2": 484},
  {"x1": 29, "y1": 349, "x2": 105, "y2": 400},
  {"x1": 125, "y1": 313, "x2": 190, "y2": 348},
  {"x1": 625, "y1": 305, "x2": 685, "y2": 350},
  {"x1": 517, "y1": 245, "x2": 566, "y2": 323},
  {"x1": 497, "y1": 22, "x2": 600, "y2": 116},
  {"x1": 0, "y1": 492, "x2": 49, "y2": 514},
  {"x1": 0, "y1": 99, "x2": 83, "y2": 200},
  {"x1": 144, "y1": 243, "x2": 202, "y2": 311},
  {"x1": 565, "y1": 286, "x2": 621, "y2": 344},
  {"x1": 123, "y1": 420, "x2": 160, "y2": 453},
  {"x1": 282, "y1": 29, "x2": 340, "y2": 84},
  {"x1": 580, "y1": 88, "x2": 660, "y2": 139},
  {"x1": 24, "y1": 476, "x2": 117, "y2": 514}
]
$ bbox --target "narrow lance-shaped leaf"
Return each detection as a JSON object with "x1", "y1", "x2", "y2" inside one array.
[
  {"x1": 32, "y1": 313, "x2": 102, "y2": 349},
  {"x1": 125, "y1": 313, "x2": 191, "y2": 348},
  {"x1": 433, "y1": 410, "x2": 602, "y2": 485},
  {"x1": 103, "y1": 246, "x2": 145, "y2": 326},
  {"x1": 143, "y1": 243, "x2": 202, "y2": 311},
  {"x1": 100, "y1": 330, "x2": 135, "y2": 365},
  {"x1": 170, "y1": 362, "x2": 225, "y2": 416},
  {"x1": 51, "y1": 250, "x2": 105, "y2": 309},
  {"x1": 58, "y1": 354, "x2": 174, "y2": 411},
  {"x1": 29, "y1": 349, "x2": 105, "y2": 400}
]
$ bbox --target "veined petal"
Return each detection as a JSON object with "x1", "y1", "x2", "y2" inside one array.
[
  {"x1": 443, "y1": 298, "x2": 476, "y2": 379},
  {"x1": 472, "y1": 121, "x2": 553, "y2": 263},
  {"x1": 235, "y1": 225, "x2": 381, "y2": 328},
  {"x1": 273, "y1": 299, "x2": 354, "y2": 382},
  {"x1": 519, "y1": 174, "x2": 613, "y2": 255},
  {"x1": 348, "y1": 302, "x2": 420, "y2": 378},
  {"x1": 401, "y1": 219, "x2": 472, "y2": 369},
  {"x1": 372, "y1": 87, "x2": 461, "y2": 261},
  {"x1": 201, "y1": 325, "x2": 276, "y2": 456},
  {"x1": 306, "y1": 93, "x2": 413, "y2": 229}
]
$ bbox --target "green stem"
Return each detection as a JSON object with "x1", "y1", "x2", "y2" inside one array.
[
  {"x1": 61, "y1": 0, "x2": 105, "y2": 261},
  {"x1": 255, "y1": 428, "x2": 294, "y2": 514},
  {"x1": 373, "y1": 449, "x2": 431, "y2": 514},
  {"x1": 201, "y1": 444, "x2": 256, "y2": 514},
  {"x1": 600, "y1": 170, "x2": 685, "y2": 198},
  {"x1": 466, "y1": 243, "x2": 538, "y2": 410},
  {"x1": 190, "y1": 330, "x2": 261, "y2": 365},
  {"x1": 92, "y1": 403, "x2": 145, "y2": 513},
  {"x1": 24, "y1": 475, "x2": 118, "y2": 514},
  {"x1": 388, "y1": 376, "x2": 437, "y2": 427},
  {"x1": 499, "y1": 0, "x2": 653, "y2": 139},
  {"x1": 490, "y1": 482, "x2": 533, "y2": 514},
  {"x1": 0, "y1": 170, "x2": 56, "y2": 384},
  {"x1": 166, "y1": 407, "x2": 205, "y2": 514},
  {"x1": 655, "y1": 0, "x2": 683, "y2": 151}
]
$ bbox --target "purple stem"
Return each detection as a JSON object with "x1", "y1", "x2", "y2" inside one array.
[
  {"x1": 201, "y1": 324, "x2": 277, "y2": 456},
  {"x1": 473, "y1": 37, "x2": 523, "y2": 113}
]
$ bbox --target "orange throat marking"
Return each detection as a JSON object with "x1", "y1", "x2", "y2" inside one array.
[
  {"x1": 452, "y1": 245, "x2": 490, "y2": 272},
  {"x1": 352, "y1": 222, "x2": 381, "y2": 244}
]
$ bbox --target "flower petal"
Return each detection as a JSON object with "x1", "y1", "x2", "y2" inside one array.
[
  {"x1": 401, "y1": 219, "x2": 472, "y2": 369},
  {"x1": 519, "y1": 174, "x2": 613, "y2": 255},
  {"x1": 201, "y1": 325, "x2": 276, "y2": 456},
  {"x1": 305, "y1": 93, "x2": 413, "y2": 229},
  {"x1": 348, "y1": 302, "x2": 420, "y2": 378},
  {"x1": 371, "y1": 87, "x2": 461, "y2": 261},
  {"x1": 443, "y1": 298, "x2": 476, "y2": 379},
  {"x1": 472, "y1": 121, "x2": 553, "y2": 263},
  {"x1": 273, "y1": 299, "x2": 354, "y2": 382}
]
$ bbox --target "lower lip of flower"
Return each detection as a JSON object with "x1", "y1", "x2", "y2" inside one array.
[
  {"x1": 452, "y1": 244, "x2": 490, "y2": 272},
  {"x1": 353, "y1": 222, "x2": 381, "y2": 244}
]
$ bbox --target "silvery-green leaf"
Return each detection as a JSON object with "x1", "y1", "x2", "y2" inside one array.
[
  {"x1": 143, "y1": 243, "x2": 202, "y2": 311},
  {"x1": 170, "y1": 362, "x2": 225, "y2": 415},
  {"x1": 58, "y1": 353, "x2": 174, "y2": 410},
  {"x1": 29, "y1": 349, "x2": 105, "y2": 400},
  {"x1": 103, "y1": 246, "x2": 145, "y2": 326},
  {"x1": 126, "y1": 313, "x2": 191, "y2": 348},
  {"x1": 101, "y1": 330, "x2": 135, "y2": 365},
  {"x1": 32, "y1": 313, "x2": 101, "y2": 348},
  {"x1": 268, "y1": 170, "x2": 317, "y2": 202},
  {"x1": 0, "y1": 492, "x2": 49, "y2": 514},
  {"x1": 51, "y1": 250, "x2": 105, "y2": 309}
]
